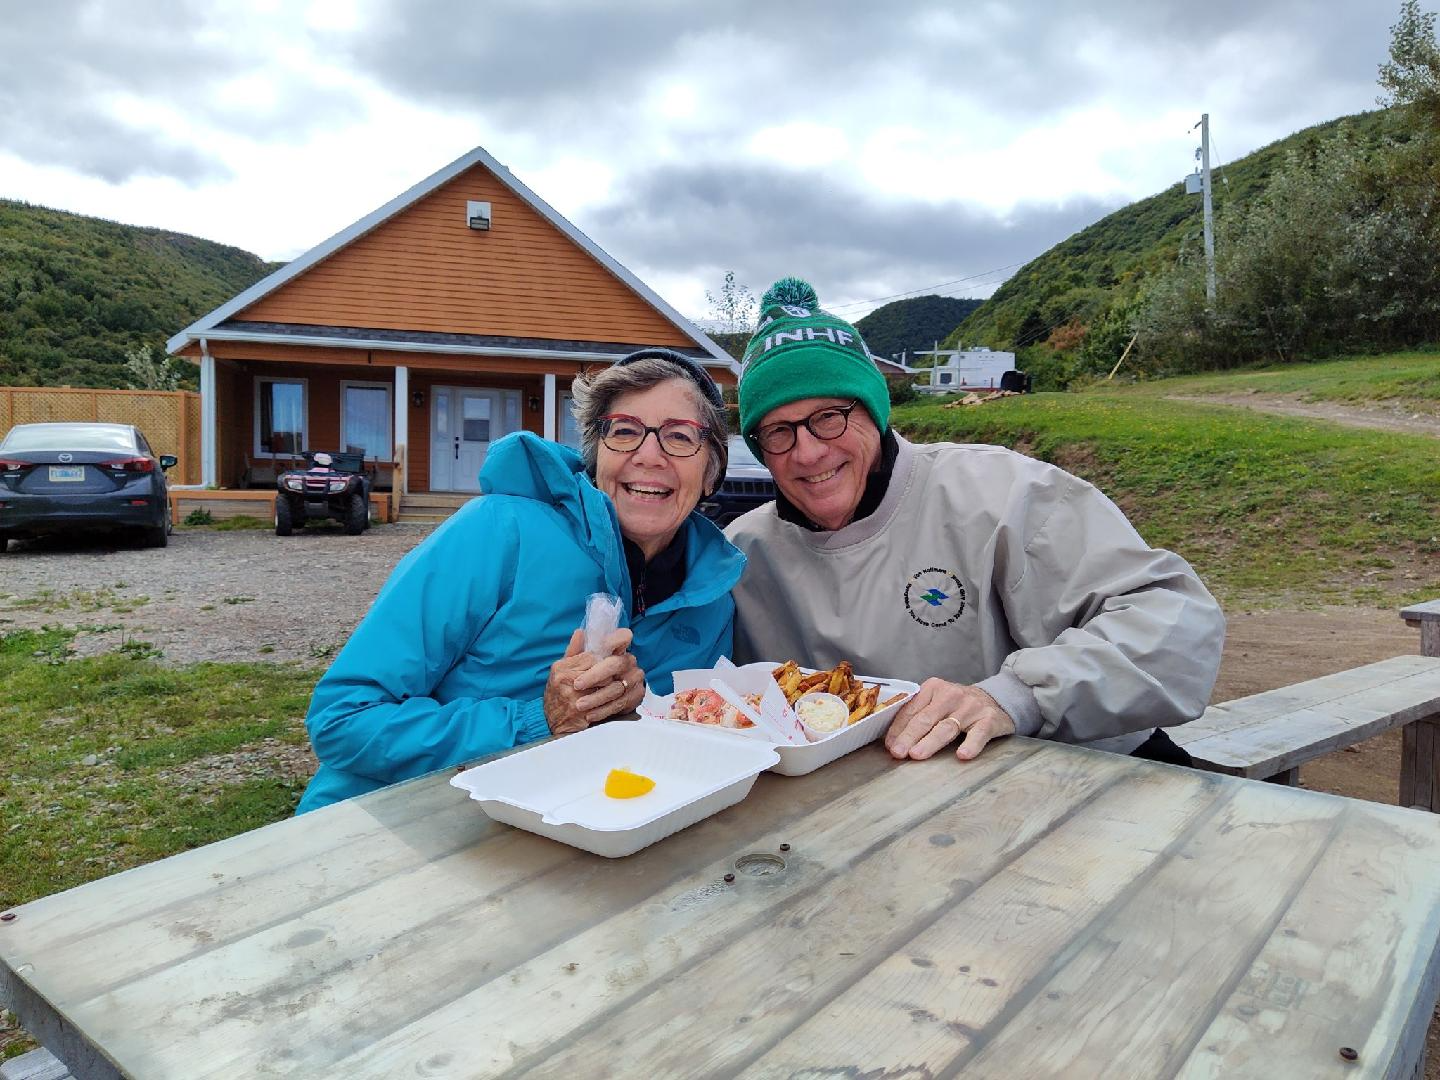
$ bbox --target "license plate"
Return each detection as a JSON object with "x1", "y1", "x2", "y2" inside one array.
[{"x1": 48, "y1": 466, "x2": 85, "y2": 482}]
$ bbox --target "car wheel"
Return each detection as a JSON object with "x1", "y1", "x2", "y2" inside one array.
[
  {"x1": 0, "y1": 530, "x2": 11, "y2": 553},
  {"x1": 275, "y1": 496, "x2": 294, "y2": 536},
  {"x1": 144, "y1": 524, "x2": 169, "y2": 548},
  {"x1": 344, "y1": 492, "x2": 367, "y2": 535}
]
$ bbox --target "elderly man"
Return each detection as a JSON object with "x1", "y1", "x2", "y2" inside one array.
[{"x1": 725, "y1": 277, "x2": 1224, "y2": 765}]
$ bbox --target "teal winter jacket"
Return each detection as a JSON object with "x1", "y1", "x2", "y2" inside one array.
[{"x1": 296, "y1": 432, "x2": 745, "y2": 813}]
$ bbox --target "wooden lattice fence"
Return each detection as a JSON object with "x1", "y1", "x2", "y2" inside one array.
[{"x1": 0, "y1": 386, "x2": 202, "y2": 485}]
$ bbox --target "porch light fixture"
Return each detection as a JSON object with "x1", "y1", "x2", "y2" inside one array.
[
  {"x1": 466, "y1": 201, "x2": 492, "y2": 231},
  {"x1": 528, "y1": 394, "x2": 541, "y2": 411},
  {"x1": 411, "y1": 389, "x2": 425, "y2": 408}
]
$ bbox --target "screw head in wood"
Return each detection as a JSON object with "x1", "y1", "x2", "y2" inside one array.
[
  {"x1": 1338, "y1": 1047, "x2": 1358, "y2": 1062},
  {"x1": 724, "y1": 873, "x2": 735, "y2": 883}
]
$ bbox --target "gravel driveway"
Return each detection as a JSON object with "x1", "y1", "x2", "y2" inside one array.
[{"x1": 0, "y1": 524, "x2": 435, "y2": 666}]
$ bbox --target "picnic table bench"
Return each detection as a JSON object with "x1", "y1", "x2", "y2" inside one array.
[{"x1": 1172, "y1": 601, "x2": 1440, "y2": 809}]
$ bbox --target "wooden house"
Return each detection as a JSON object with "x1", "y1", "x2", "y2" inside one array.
[{"x1": 166, "y1": 147, "x2": 733, "y2": 521}]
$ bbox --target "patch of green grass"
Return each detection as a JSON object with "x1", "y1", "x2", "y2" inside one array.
[
  {"x1": 1, "y1": 586, "x2": 149, "y2": 616},
  {"x1": 892, "y1": 377, "x2": 1440, "y2": 608},
  {"x1": 1130, "y1": 349, "x2": 1440, "y2": 407},
  {"x1": 211, "y1": 514, "x2": 272, "y2": 531},
  {"x1": 0, "y1": 628, "x2": 319, "y2": 910}
]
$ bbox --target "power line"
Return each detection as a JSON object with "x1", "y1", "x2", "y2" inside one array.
[{"x1": 828, "y1": 261, "x2": 1029, "y2": 314}]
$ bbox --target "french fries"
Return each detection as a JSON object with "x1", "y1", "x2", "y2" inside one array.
[{"x1": 770, "y1": 660, "x2": 905, "y2": 725}]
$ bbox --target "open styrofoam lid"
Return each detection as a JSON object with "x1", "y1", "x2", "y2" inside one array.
[{"x1": 451, "y1": 719, "x2": 779, "y2": 832}]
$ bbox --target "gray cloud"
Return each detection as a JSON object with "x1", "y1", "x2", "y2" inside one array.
[
  {"x1": 581, "y1": 161, "x2": 1121, "y2": 312},
  {"x1": 0, "y1": 0, "x2": 364, "y2": 183},
  {"x1": 343, "y1": 0, "x2": 1393, "y2": 141}
]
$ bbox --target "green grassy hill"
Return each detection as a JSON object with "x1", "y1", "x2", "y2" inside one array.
[
  {"x1": 0, "y1": 200, "x2": 276, "y2": 388},
  {"x1": 948, "y1": 109, "x2": 1405, "y2": 359},
  {"x1": 855, "y1": 295, "x2": 983, "y2": 363},
  {"x1": 891, "y1": 348, "x2": 1440, "y2": 609}
]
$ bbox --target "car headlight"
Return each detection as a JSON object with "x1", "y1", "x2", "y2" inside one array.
[
  {"x1": 328, "y1": 479, "x2": 347, "y2": 493},
  {"x1": 283, "y1": 477, "x2": 304, "y2": 492}
]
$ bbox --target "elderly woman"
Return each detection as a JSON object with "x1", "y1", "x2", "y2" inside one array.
[{"x1": 296, "y1": 349, "x2": 740, "y2": 813}]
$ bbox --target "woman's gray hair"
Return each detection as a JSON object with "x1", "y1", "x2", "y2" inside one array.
[{"x1": 570, "y1": 357, "x2": 728, "y2": 493}]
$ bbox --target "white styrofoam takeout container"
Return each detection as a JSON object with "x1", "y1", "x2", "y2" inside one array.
[
  {"x1": 641, "y1": 662, "x2": 921, "y2": 777},
  {"x1": 450, "y1": 719, "x2": 780, "y2": 858}
]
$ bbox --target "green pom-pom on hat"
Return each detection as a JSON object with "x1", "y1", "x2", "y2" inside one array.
[
  {"x1": 760, "y1": 277, "x2": 819, "y2": 310},
  {"x1": 738, "y1": 276, "x2": 890, "y2": 452}
]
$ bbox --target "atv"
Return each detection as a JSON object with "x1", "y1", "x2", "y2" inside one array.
[{"x1": 275, "y1": 451, "x2": 371, "y2": 536}]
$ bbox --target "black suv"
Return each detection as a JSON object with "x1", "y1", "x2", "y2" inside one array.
[{"x1": 699, "y1": 435, "x2": 776, "y2": 527}]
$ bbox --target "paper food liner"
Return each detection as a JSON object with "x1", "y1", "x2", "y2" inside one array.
[{"x1": 641, "y1": 659, "x2": 820, "y2": 747}]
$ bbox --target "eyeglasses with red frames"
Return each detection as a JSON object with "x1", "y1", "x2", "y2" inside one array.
[{"x1": 596, "y1": 414, "x2": 711, "y2": 458}]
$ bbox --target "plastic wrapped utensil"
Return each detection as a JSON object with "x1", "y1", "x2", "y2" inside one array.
[{"x1": 584, "y1": 592, "x2": 624, "y2": 658}]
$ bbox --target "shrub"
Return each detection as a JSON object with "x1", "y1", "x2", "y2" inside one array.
[{"x1": 885, "y1": 373, "x2": 920, "y2": 406}]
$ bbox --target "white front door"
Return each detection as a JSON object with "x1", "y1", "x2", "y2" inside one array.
[{"x1": 430, "y1": 387, "x2": 522, "y2": 492}]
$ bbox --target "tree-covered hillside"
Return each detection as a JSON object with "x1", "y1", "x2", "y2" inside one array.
[
  {"x1": 856, "y1": 295, "x2": 982, "y2": 362},
  {"x1": 0, "y1": 200, "x2": 276, "y2": 388},
  {"x1": 946, "y1": 108, "x2": 1406, "y2": 381}
]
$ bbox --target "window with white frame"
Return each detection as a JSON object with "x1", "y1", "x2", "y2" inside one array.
[
  {"x1": 256, "y1": 378, "x2": 306, "y2": 456},
  {"x1": 341, "y1": 381, "x2": 393, "y2": 459},
  {"x1": 559, "y1": 392, "x2": 581, "y2": 448}
]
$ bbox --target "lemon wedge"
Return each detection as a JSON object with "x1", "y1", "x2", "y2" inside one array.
[{"x1": 604, "y1": 768, "x2": 656, "y2": 799}]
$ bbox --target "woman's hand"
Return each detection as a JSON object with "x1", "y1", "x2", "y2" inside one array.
[
  {"x1": 543, "y1": 628, "x2": 646, "y2": 735},
  {"x1": 884, "y1": 679, "x2": 1015, "y2": 762}
]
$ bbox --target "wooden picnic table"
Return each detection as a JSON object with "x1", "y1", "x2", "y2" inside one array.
[{"x1": 4, "y1": 737, "x2": 1440, "y2": 1079}]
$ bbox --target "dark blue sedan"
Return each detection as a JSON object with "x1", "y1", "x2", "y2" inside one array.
[{"x1": 0, "y1": 422, "x2": 177, "y2": 551}]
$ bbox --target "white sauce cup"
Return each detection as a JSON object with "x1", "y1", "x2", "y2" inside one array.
[{"x1": 795, "y1": 691, "x2": 850, "y2": 742}]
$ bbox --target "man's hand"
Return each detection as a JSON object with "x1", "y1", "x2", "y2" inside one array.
[{"x1": 885, "y1": 678, "x2": 1015, "y2": 762}]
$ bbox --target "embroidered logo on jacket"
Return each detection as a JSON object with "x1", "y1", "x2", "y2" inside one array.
[
  {"x1": 904, "y1": 568, "x2": 967, "y2": 628},
  {"x1": 670, "y1": 624, "x2": 700, "y2": 644}
]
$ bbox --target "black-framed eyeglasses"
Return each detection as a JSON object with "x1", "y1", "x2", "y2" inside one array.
[
  {"x1": 597, "y1": 414, "x2": 711, "y2": 458},
  {"x1": 754, "y1": 401, "x2": 861, "y2": 455}
]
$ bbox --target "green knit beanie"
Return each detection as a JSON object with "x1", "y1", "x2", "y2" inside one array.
[{"x1": 738, "y1": 277, "x2": 890, "y2": 454}]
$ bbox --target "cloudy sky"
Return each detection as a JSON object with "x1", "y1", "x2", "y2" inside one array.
[{"x1": 0, "y1": 0, "x2": 1397, "y2": 323}]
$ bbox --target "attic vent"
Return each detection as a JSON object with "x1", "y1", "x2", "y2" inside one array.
[{"x1": 466, "y1": 201, "x2": 492, "y2": 231}]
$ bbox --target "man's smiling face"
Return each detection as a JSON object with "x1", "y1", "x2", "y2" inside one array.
[{"x1": 758, "y1": 397, "x2": 882, "y2": 531}]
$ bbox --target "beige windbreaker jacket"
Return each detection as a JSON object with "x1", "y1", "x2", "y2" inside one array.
[{"x1": 726, "y1": 436, "x2": 1224, "y2": 750}]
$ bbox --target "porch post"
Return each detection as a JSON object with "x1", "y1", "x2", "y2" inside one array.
[
  {"x1": 543, "y1": 373, "x2": 556, "y2": 441},
  {"x1": 199, "y1": 339, "x2": 217, "y2": 487},
  {"x1": 393, "y1": 365, "x2": 409, "y2": 495}
]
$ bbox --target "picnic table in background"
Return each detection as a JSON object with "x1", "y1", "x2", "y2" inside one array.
[{"x1": 3, "y1": 737, "x2": 1440, "y2": 1079}]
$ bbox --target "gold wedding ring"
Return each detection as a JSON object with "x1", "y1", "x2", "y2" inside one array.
[{"x1": 937, "y1": 716, "x2": 962, "y2": 739}]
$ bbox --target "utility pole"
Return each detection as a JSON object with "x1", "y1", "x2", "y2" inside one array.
[{"x1": 1195, "y1": 113, "x2": 1216, "y2": 304}]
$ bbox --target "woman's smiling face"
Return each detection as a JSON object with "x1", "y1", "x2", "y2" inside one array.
[{"x1": 594, "y1": 378, "x2": 711, "y2": 560}]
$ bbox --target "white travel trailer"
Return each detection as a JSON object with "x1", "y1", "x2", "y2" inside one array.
[{"x1": 915, "y1": 346, "x2": 1017, "y2": 393}]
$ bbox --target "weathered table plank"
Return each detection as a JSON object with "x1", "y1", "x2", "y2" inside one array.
[
  {"x1": 4, "y1": 738, "x2": 1440, "y2": 1080},
  {"x1": 736, "y1": 764, "x2": 1226, "y2": 1078},
  {"x1": 1402, "y1": 599, "x2": 1440, "y2": 658},
  {"x1": 1178, "y1": 802, "x2": 1440, "y2": 1077}
]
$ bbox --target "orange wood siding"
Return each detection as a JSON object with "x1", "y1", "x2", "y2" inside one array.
[{"x1": 237, "y1": 164, "x2": 693, "y2": 348}]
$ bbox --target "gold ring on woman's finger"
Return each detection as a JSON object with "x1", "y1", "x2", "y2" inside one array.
[
  {"x1": 621, "y1": 677, "x2": 628, "y2": 691},
  {"x1": 937, "y1": 716, "x2": 962, "y2": 739}
]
